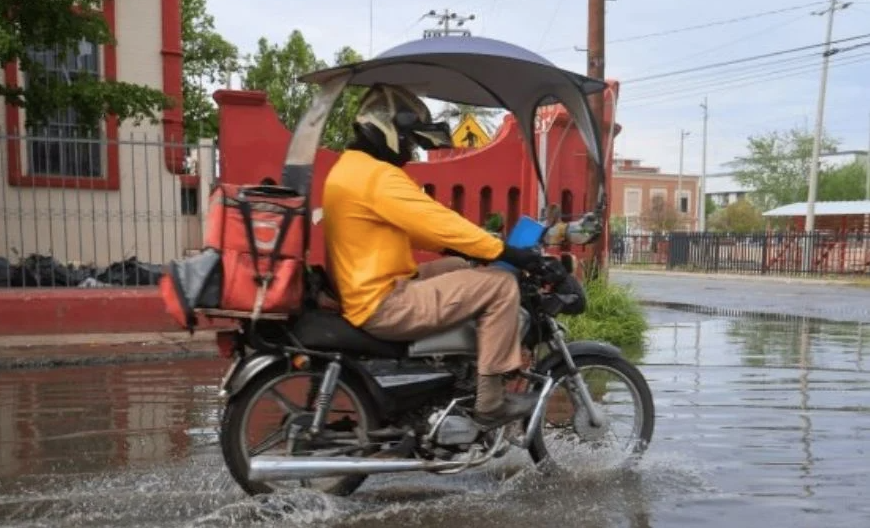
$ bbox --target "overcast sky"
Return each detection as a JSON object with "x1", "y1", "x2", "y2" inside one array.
[{"x1": 205, "y1": 0, "x2": 870, "y2": 175}]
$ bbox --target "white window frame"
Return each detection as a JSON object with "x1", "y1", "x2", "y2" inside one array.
[
  {"x1": 678, "y1": 189, "x2": 692, "y2": 214},
  {"x1": 624, "y1": 187, "x2": 642, "y2": 217},
  {"x1": 19, "y1": 38, "x2": 107, "y2": 179}
]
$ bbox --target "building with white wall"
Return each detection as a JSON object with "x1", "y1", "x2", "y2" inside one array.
[{"x1": 0, "y1": 0, "x2": 210, "y2": 270}]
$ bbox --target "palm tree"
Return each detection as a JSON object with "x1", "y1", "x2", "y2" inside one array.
[{"x1": 434, "y1": 103, "x2": 503, "y2": 136}]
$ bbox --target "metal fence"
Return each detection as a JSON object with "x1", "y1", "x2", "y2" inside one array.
[
  {"x1": 610, "y1": 232, "x2": 870, "y2": 276},
  {"x1": 0, "y1": 131, "x2": 216, "y2": 288}
]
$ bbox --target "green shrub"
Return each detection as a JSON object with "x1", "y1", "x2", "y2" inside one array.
[{"x1": 558, "y1": 275, "x2": 648, "y2": 352}]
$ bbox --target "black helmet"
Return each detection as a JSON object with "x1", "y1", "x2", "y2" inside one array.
[{"x1": 353, "y1": 83, "x2": 453, "y2": 166}]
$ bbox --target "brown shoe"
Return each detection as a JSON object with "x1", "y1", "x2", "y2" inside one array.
[
  {"x1": 473, "y1": 393, "x2": 539, "y2": 430},
  {"x1": 473, "y1": 374, "x2": 539, "y2": 430}
]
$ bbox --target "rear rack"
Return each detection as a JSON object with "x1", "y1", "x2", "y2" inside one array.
[{"x1": 195, "y1": 308, "x2": 288, "y2": 321}]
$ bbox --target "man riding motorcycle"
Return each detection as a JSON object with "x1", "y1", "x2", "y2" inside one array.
[{"x1": 322, "y1": 83, "x2": 546, "y2": 429}]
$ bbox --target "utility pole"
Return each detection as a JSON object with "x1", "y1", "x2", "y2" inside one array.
[
  {"x1": 806, "y1": 0, "x2": 851, "y2": 232},
  {"x1": 422, "y1": 9, "x2": 475, "y2": 38},
  {"x1": 586, "y1": 0, "x2": 606, "y2": 277},
  {"x1": 699, "y1": 97, "x2": 708, "y2": 232},
  {"x1": 864, "y1": 112, "x2": 870, "y2": 241},
  {"x1": 369, "y1": 0, "x2": 374, "y2": 58},
  {"x1": 677, "y1": 129, "x2": 690, "y2": 217}
]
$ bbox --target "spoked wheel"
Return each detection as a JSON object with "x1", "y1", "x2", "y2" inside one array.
[
  {"x1": 528, "y1": 355, "x2": 654, "y2": 470},
  {"x1": 220, "y1": 363, "x2": 377, "y2": 496}
]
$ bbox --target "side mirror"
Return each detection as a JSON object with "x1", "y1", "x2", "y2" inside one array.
[{"x1": 565, "y1": 212, "x2": 603, "y2": 246}]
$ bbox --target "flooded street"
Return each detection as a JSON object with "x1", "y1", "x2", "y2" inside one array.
[{"x1": 2, "y1": 305, "x2": 869, "y2": 527}]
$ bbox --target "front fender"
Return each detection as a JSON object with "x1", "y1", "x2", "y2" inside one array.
[{"x1": 533, "y1": 340, "x2": 623, "y2": 376}]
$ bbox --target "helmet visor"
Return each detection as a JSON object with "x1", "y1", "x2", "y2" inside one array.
[{"x1": 408, "y1": 121, "x2": 454, "y2": 150}]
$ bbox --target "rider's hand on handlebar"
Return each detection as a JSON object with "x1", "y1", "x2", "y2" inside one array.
[{"x1": 497, "y1": 245, "x2": 546, "y2": 271}]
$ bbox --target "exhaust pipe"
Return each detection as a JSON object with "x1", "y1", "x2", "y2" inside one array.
[
  {"x1": 248, "y1": 429, "x2": 507, "y2": 482},
  {"x1": 248, "y1": 455, "x2": 467, "y2": 481}
]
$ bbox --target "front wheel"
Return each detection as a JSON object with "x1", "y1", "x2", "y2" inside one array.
[{"x1": 527, "y1": 354, "x2": 655, "y2": 468}]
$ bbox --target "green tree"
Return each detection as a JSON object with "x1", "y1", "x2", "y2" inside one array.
[
  {"x1": 242, "y1": 31, "x2": 326, "y2": 137},
  {"x1": 708, "y1": 199, "x2": 766, "y2": 234},
  {"x1": 241, "y1": 31, "x2": 366, "y2": 151},
  {"x1": 609, "y1": 215, "x2": 628, "y2": 235},
  {"x1": 0, "y1": 0, "x2": 172, "y2": 128},
  {"x1": 817, "y1": 161, "x2": 867, "y2": 201},
  {"x1": 435, "y1": 103, "x2": 501, "y2": 135},
  {"x1": 181, "y1": 0, "x2": 238, "y2": 143},
  {"x1": 705, "y1": 196, "x2": 718, "y2": 219},
  {"x1": 727, "y1": 126, "x2": 839, "y2": 211},
  {"x1": 321, "y1": 46, "x2": 365, "y2": 151},
  {"x1": 640, "y1": 195, "x2": 682, "y2": 233}
]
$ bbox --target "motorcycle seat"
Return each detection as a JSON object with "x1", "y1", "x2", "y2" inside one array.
[{"x1": 289, "y1": 310, "x2": 408, "y2": 359}]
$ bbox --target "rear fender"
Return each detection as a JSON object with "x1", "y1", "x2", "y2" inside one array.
[
  {"x1": 533, "y1": 340, "x2": 623, "y2": 376},
  {"x1": 222, "y1": 352, "x2": 391, "y2": 420}
]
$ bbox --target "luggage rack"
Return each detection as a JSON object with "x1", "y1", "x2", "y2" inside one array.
[{"x1": 195, "y1": 308, "x2": 289, "y2": 321}]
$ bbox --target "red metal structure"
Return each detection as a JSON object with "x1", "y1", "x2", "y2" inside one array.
[{"x1": 213, "y1": 82, "x2": 620, "y2": 267}]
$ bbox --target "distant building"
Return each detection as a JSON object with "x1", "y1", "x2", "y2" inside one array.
[
  {"x1": 610, "y1": 157, "x2": 700, "y2": 233},
  {"x1": 704, "y1": 173, "x2": 754, "y2": 207}
]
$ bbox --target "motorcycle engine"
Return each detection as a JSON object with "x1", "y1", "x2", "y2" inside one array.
[{"x1": 427, "y1": 410, "x2": 480, "y2": 446}]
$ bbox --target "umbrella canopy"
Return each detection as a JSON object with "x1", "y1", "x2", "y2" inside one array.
[{"x1": 298, "y1": 36, "x2": 608, "y2": 192}]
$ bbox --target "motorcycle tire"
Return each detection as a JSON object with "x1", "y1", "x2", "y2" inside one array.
[
  {"x1": 220, "y1": 361, "x2": 378, "y2": 496},
  {"x1": 527, "y1": 354, "x2": 655, "y2": 465}
]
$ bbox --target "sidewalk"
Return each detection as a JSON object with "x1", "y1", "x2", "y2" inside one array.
[
  {"x1": 0, "y1": 330, "x2": 219, "y2": 369},
  {"x1": 611, "y1": 269, "x2": 870, "y2": 323}
]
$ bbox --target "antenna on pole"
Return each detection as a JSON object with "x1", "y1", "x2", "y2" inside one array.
[{"x1": 423, "y1": 9, "x2": 475, "y2": 38}]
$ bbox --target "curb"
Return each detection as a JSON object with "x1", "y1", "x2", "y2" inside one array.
[
  {"x1": 610, "y1": 267, "x2": 868, "y2": 287},
  {"x1": 0, "y1": 330, "x2": 220, "y2": 370}
]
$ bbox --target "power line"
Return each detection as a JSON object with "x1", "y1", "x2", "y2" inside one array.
[
  {"x1": 537, "y1": 0, "x2": 567, "y2": 51},
  {"x1": 621, "y1": 32, "x2": 870, "y2": 83},
  {"x1": 620, "y1": 52, "x2": 870, "y2": 107},
  {"x1": 619, "y1": 51, "x2": 870, "y2": 108},
  {"x1": 540, "y1": 1, "x2": 828, "y2": 53},
  {"x1": 828, "y1": 40, "x2": 870, "y2": 54},
  {"x1": 608, "y1": 1, "x2": 828, "y2": 44},
  {"x1": 625, "y1": 51, "x2": 818, "y2": 92},
  {"x1": 637, "y1": 11, "x2": 811, "y2": 74}
]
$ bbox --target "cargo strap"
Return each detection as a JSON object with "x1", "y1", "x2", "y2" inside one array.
[{"x1": 237, "y1": 192, "x2": 298, "y2": 321}]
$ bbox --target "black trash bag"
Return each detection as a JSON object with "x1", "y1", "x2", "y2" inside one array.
[
  {"x1": 22, "y1": 253, "x2": 92, "y2": 287},
  {"x1": 96, "y1": 257, "x2": 163, "y2": 286},
  {"x1": 0, "y1": 257, "x2": 22, "y2": 287}
]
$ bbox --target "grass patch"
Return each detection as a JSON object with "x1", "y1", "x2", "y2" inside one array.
[{"x1": 558, "y1": 275, "x2": 648, "y2": 352}]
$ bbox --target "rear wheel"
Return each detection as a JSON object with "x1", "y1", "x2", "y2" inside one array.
[
  {"x1": 220, "y1": 362, "x2": 378, "y2": 496},
  {"x1": 528, "y1": 354, "x2": 654, "y2": 467}
]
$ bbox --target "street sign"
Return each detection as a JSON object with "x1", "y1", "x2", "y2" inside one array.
[{"x1": 451, "y1": 114, "x2": 491, "y2": 149}]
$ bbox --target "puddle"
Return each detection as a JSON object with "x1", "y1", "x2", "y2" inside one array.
[{"x1": 1, "y1": 309, "x2": 868, "y2": 527}]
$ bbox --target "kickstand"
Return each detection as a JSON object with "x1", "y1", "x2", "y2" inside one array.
[{"x1": 370, "y1": 430, "x2": 416, "y2": 459}]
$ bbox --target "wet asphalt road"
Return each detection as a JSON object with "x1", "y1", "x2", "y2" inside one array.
[
  {"x1": 611, "y1": 270, "x2": 870, "y2": 323},
  {"x1": 2, "y1": 275, "x2": 870, "y2": 527}
]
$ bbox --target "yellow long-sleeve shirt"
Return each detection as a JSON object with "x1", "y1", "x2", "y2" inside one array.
[{"x1": 322, "y1": 150, "x2": 505, "y2": 327}]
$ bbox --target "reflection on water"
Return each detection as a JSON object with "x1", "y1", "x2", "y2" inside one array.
[{"x1": 1, "y1": 309, "x2": 869, "y2": 527}]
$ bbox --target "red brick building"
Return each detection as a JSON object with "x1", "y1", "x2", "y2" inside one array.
[{"x1": 610, "y1": 157, "x2": 700, "y2": 233}]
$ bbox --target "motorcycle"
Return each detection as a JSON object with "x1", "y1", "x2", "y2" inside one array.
[{"x1": 198, "y1": 35, "x2": 655, "y2": 496}]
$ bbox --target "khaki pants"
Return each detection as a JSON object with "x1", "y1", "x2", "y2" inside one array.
[{"x1": 362, "y1": 257, "x2": 523, "y2": 375}]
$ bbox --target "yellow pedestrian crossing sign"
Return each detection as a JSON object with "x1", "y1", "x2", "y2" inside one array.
[{"x1": 451, "y1": 115, "x2": 491, "y2": 149}]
